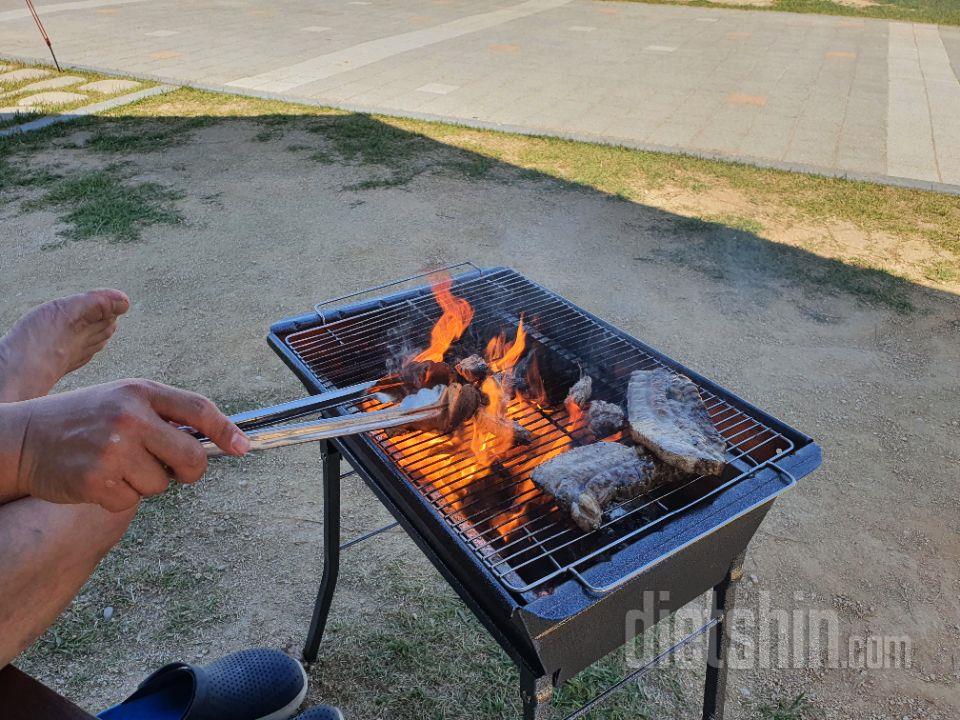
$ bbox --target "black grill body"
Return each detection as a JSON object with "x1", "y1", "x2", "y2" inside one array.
[{"x1": 266, "y1": 266, "x2": 821, "y2": 716}]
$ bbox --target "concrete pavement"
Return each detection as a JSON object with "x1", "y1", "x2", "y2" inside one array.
[{"x1": 2, "y1": 0, "x2": 960, "y2": 191}]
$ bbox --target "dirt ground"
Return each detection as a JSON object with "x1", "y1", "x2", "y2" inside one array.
[{"x1": 2, "y1": 104, "x2": 959, "y2": 720}]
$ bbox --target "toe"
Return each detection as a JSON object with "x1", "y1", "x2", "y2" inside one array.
[
  {"x1": 76, "y1": 289, "x2": 130, "y2": 325},
  {"x1": 84, "y1": 321, "x2": 118, "y2": 348},
  {"x1": 69, "y1": 325, "x2": 117, "y2": 371}
]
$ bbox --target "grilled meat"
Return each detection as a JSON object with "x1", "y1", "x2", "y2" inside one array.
[
  {"x1": 565, "y1": 376, "x2": 593, "y2": 411},
  {"x1": 531, "y1": 442, "x2": 657, "y2": 531},
  {"x1": 455, "y1": 354, "x2": 489, "y2": 384},
  {"x1": 404, "y1": 382, "x2": 482, "y2": 434},
  {"x1": 586, "y1": 400, "x2": 625, "y2": 437},
  {"x1": 474, "y1": 411, "x2": 534, "y2": 446},
  {"x1": 626, "y1": 369, "x2": 726, "y2": 476}
]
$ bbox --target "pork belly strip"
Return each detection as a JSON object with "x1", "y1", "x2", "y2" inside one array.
[
  {"x1": 626, "y1": 368, "x2": 726, "y2": 476},
  {"x1": 531, "y1": 442, "x2": 657, "y2": 532}
]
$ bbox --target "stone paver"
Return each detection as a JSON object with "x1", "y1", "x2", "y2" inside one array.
[
  {"x1": 10, "y1": 75, "x2": 84, "y2": 93},
  {"x1": 416, "y1": 82, "x2": 459, "y2": 94},
  {"x1": 1, "y1": 0, "x2": 959, "y2": 189},
  {"x1": 77, "y1": 78, "x2": 141, "y2": 93},
  {"x1": 0, "y1": 67, "x2": 51, "y2": 84},
  {"x1": 16, "y1": 90, "x2": 87, "y2": 106}
]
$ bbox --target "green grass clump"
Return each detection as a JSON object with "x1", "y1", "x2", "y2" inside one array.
[
  {"x1": 306, "y1": 113, "x2": 427, "y2": 168},
  {"x1": 0, "y1": 156, "x2": 60, "y2": 196},
  {"x1": 27, "y1": 167, "x2": 183, "y2": 242},
  {"x1": 81, "y1": 117, "x2": 213, "y2": 153},
  {"x1": 754, "y1": 693, "x2": 812, "y2": 720}
]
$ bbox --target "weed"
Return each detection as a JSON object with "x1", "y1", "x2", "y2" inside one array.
[
  {"x1": 25, "y1": 167, "x2": 183, "y2": 242},
  {"x1": 754, "y1": 693, "x2": 811, "y2": 720},
  {"x1": 306, "y1": 114, "x2": 426, "y2": 168},
  {"x1": 81, "y1": 117, "x2": 212, "y2": 153}
]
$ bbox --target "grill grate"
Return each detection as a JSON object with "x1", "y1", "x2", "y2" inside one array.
[{"x1": 283, "y1": 269, "x2": 794, "y2": 594}]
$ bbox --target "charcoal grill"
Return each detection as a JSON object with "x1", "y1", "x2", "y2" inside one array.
[{"x1": 257, "y1": 264, "x2": 821, "y2": 719}]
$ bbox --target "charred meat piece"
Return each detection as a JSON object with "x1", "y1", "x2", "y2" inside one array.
[
  {"x1": 503, "y1": 349, "x2": 574, "y2": 406},
  {"x1": 532, "y1": 442, "x2": 657, "y2": 532},
  {"x1": 455, "y1": 354, "x2": 489, "y2": 384},
  {"x1": 586, "y1": 400, "x2": 625, "y2": 437},
  {"x1": 440, "y1": 382, "x2": 482, "y2": 433},
  {"x1": 474, "y1": 411, "x2": 534, "y2": 446},
  {"x1": 368, "y1": 360, "x2": 455, "y2": 399},
  {"x1": 626, "y1": 369, "x2": 726, "y2": 476},
  {"x1": 505, "y1": 352, "x2": 535, "y2": 400},
  {"x1": 406, "y1": 382, "x2": 482, "y2": 434},
  {"x1": 401, "y1": 359, "x2": 455, "y2": 391},
  {"x1": 565, "y1": 376, "x2": 593, "y2": 411}
]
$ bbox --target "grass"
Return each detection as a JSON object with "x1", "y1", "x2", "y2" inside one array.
[
  {"x1": 0, "y1": 154, "x2": 59, "y2": 194},
  {"x1": 310, "y1": 557, "x2": 693, "y2": 719},
  {"x1": 615, "y1": 0, "x2": 960, "y2": 25},
  {"x1": 3, "y1": 82, "x2": 957, "y2": 308},
  {"x1": 662, "y1": 214, "x2": 915, "y2": 311},
  {"x1": 79, "y1": 116, "x2": 214, "y2": 153},
  {"x1": 753, "y1": 693, "x2": 812, "y2": 720},
  {"x1": 25, "y1": 166, "x2": 183, "y2": 243}
]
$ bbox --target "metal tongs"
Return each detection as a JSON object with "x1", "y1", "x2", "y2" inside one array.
[{"x1": 200, "y1": 384, "x2": 445, "y2": 457}]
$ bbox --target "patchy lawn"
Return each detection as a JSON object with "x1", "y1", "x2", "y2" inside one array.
[{"x1": 6, "y1": 87, "x2": 957, "y2": 308}]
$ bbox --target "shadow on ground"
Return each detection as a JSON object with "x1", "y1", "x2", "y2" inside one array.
[
  {"x1": 1, "y1": 110, "x2": 936, "y2": 314},
  {"x1": 2, "y1": 108, "x2": 958, "y2": 720}
]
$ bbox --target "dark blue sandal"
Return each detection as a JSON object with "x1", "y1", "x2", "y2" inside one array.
[
  {"x1": 98, "y1": 648, "x2": 308, "y2": 720},
  {"x1": 292, "y1": 708, "x2": 343, "y2": 720}
]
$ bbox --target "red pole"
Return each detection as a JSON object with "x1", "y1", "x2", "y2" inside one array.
[{"x1": 24, "y1": 0, "x2": 61, "y2": 71}]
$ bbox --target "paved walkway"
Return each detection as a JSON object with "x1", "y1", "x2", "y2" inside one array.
[{"x1": 2, "y1": 0, "x2": 960, "y2": 190}]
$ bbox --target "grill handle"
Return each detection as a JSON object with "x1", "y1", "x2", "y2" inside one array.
[{"x1": 313, "y1": 262, "x2": 480, "y2": 321}]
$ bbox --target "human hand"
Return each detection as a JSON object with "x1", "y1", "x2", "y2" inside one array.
[{"x1": 13, "y1": 379, "x2": 249, "y2": 511}]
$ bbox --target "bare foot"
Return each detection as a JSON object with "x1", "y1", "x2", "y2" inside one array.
[{"x1": 0, "y1": 289, "x2": 130, "y2": 403}]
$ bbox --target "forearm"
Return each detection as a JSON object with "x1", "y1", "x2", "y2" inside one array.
[{"x1": 0, "y1": 402, "x2": 30, "y2": 505}]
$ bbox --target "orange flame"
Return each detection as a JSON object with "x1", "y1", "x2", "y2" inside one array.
[
  {"x1": 486, "y1": 316, "x2": 526, "y2": 373},
  {"x1": 522, "y1": 354, "x2": 548, "y2": 407},
  {"x1": 413, "y1": 274, "x2": 474, "y2": 363},
  {"x1": 368, "y1": 296, "x2": 581, "y2": 545},
  {"x1": 470, "y1": 318, "x2": 528, "y2": 467},
  {"x1": 564, "y1": 395, "x2": 584, "y2": 423}
]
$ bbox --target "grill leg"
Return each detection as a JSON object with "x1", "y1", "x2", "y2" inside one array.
[
  {"x1": 520, "y1": 668, "x2": 554, "y2": 720},
  {"x1": 702, "y1": 552, "x2": 746, "y2": 720},
  {"x1": 302, "y1": 441, "x2": 341, "y2": 663}
]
